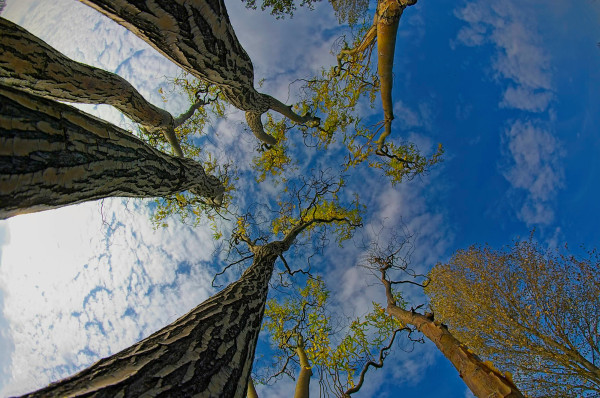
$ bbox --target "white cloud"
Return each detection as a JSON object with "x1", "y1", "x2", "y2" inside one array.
[
  {"x1": 393, "y1": 100, "x2": 424, "y2": 129},
  {"x1": 500, "y1": 86, "x2": 554, "y2": 112},
  {"x1": 454, "y1": 0, "x2": 554, "y2": 113},
  {"x1": 501, "y1": 120, "x2": 564, "y2": 225},
  {"x1": 0, "y1": 224, "x2": 14, "y2": 392},
  {"x1": 0, "y1": 199, "x2": 218, "y2": 396},
  {"x1": 1, "y1": 1, "x2": 225, "y2": 394}
]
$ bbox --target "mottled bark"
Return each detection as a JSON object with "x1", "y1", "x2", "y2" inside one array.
[
  {"x1": 0, "y1": 84, "x2": 223, "y2": 219},
  {"x1": 294, "y1": 342, "x2": 312, "y2": 398},
  {"x1": 0, "y1": 17, "x2": 184, "y2": 157},
  {"x1": 79, "y1": 0, "x2": 319, "y2": 144},
  {"x1": 18, "y1": 243, "x2": 281, "y2": 398},
  {"x1": 380, "y1": 274, "x2": 524, "y2": 398}
]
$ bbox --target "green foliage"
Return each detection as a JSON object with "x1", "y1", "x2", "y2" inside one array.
[
  {"x1": 252, "y1": 27, "x2": 443, "y2": 187},
  {"x1": 329, "y1": 0, "x2": 370, "y2": 25},
  {"x1": 138, "y1": 75, "x2": 235, "y2": 232},
  {"x1": 241, "y1": 0, "x2": 368, "y2": 24},
  {"x1": 270, "y1": 176, "x2": 364, "y2": 244},
  {"x1": 242, "y1": 0, "x2": 321, "y2": 18},
  {"x1": 426, "y1": 238, "x2": 600, "y2": 397},
  {"x1": 261, "y1": 276, "x2": 405, "y2": 395},
  {"x1": 252, "y1": 113, "x2": 296, "y2": 183}
]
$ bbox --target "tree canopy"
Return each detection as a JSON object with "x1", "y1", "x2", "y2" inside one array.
[
  {"x1": 1, "y1": 0, "x2": 596, "y2": 397},
  {"x1": 426, "y1": 238, "x2": 600, "y2": 397}
]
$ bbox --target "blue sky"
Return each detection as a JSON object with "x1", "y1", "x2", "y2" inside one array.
[{"x1": 0, "y1": 0, "x2": 599, "y2": 397}]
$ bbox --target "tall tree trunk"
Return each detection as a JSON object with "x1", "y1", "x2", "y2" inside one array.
[
  {"x1": 247, "y1": 378, "x2": 259, "y2": 398},
  {"x1": 386, "y1": 305, "x2": 524, "y2": 398},
  {"x1": 0, "y1": 84, "x2": 222, "y2": 219},
  {"x1": 380, "y1": 276, "x2": 524, "y2": 398},
  {"x1": 0, "y1": 17, "x2": 184, "y2": 157},
  {"x1": 294, "y1": 342, "x2": 312, "y2": 398},
  {"x1": 78, "y1": 0, "x2": 318, "y2": 144},
  {"x1": 19, "y1": 243, "x2": 282, "y2": 398}
]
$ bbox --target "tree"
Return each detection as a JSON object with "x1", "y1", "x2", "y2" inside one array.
[
  {"x1": 335, "y1": 0, "x2": 417, "y2": 153},
  {"x1": 239, "y1": 0, "x2": 420, "y2": 155},
  {"x1": 0, "y1": 17, "x2": 189, "y2": 157},
  {"x1": 0, "y1": 84, "x2": 223, "y2": 219},
  {"x1": 426, "y1": 238, "x2": 600, "y2": 397},
  {"x1": 360, "y1": 231, "x2": 525, "y2": 398},
  {"x1": 18, "y1": 173, "x2": 361, "y2": 397},
  {"x1": 258, "y1": 276, "x2": 408, "y2": 397},
  {"x1": 78, "y1": 0, "x2": 320, "y2": 145}
]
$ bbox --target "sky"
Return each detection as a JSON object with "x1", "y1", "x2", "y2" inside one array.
[{"x1": 0, "y1": 0, "x2": 599, "y2": 397}]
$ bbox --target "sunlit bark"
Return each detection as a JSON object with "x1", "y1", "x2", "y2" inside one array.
[
  {"x1": 79, "y1": 0, "x2": 319, "y2": 144},
  {"x1": 337, "y1": 0, "x2": 416, "y2": 151},
  {"x1": 380, "y1": 269, "x2": 525, "y2": 398},
  {"x1": 247, "y1": 378, "x2": 259, "y2": 398},
  {"x1": 0, "y1": 17, "x2": 185, "y2": 157},
  {"x1": 427, "y1": 241, "x2": 600, "y2": 396},
  {"x1": 0, "y1": 85, "x2": 223, "y2": 219},
  {"x1": 294, "y1": 338, "x2": 312, "y2": 398}
]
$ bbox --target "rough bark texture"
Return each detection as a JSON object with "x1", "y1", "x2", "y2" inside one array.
[
  {"x1": 0, "y1": 84, "x2": 223, "y2": 219},
  {"x1": 18, "y1": 244, "x2": 281, "y2": 398},
  {"x1": 386, "y1": 305, "x2": 525, "y2": 398},
  {"x1": 78, "y1": 0, "x2": 318, "y2": 143},
  {"x1": 0, "y1": 17, "x2": 183, "y2": 157}
]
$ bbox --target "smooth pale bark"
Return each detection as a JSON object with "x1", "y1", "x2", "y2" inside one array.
[
  {"x1": 386, "y1": 305, "x2": 524, "y2": 398},
  {"x1": 379, "y1": 267, "x2": 524, "y2": 398},
  {"x1": 0, "y1": 17, "x2": 184, "y2": 157},
  {"x1": 337, "y1": 0, "x2": 416, "y2": 151},
  {"x1": 79, "y1": 0, "x2": 318, "y2": 144},
  {"x1": 247, "y1": 378, "x2": 259, "y2": 398},
  {"x1": 0, "y1": 84, "x2": 223, "y2": 219},
  {"x1": 19, "y1": 243, "x2": 281, "y2": 398},
  {"x1": 374, "y1": 0, "x2": 405, "y2": 150},
  {"x1": 294, "y1": 343, "x2": 312, "y2": 398}
]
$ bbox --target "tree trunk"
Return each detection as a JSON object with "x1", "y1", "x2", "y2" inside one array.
[
  {"x1": 0, "y1": 84, "x2": 223, "y2": 219},
  {"x1": 0, "y1": 17, "x2": 183, "y2": 157},
  {"x1": 247, "y1": 378, "x2": 259, "y2": 398},
  {"x1": 386, "y1": 305, "x2": 525, "y2": 398},
  {"x1": 294, "y1": 344, "x2": 312, "y2": 398},
  {"x1": 19, "y1": 244, "x2": 281, "y2": 398},
  {"x1": 78, "y1": 0, "x2": 318, "y2": 144}
]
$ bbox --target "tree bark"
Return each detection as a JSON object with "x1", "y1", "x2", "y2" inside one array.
[
  {"x1": 78, "y1": 0, "x2": 318, "y2": 144},
  {"x1": 247, "y1": 378, "x2": 259, "y2": 398},
  {"x1": 0, "y1": 84, "x2": 223, "y2": 219},
  {"x1": 386, "y1": 304, "x2": 525, "y2": 398},
  {"x1": 294, "y1": 343, "x2": 312, "y2": 398},
  {"x1": 18, "y1": 243, "x2": 281, "y2": 398},
  {"x1": 0, "y1": 17, "x2": 184, "y2": 157}
]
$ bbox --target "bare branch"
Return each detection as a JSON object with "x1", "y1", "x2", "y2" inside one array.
[
  {"x1": 344, "y1": 327, "x2": 409, "y2": 396},
  {"x1": 212, "y1": 254, "x2": 254, "y2": 288}
]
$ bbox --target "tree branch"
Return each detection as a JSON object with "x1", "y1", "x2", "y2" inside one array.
[{"x1": 343, "y1": 327, "x2": 407, "y2": 396}]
